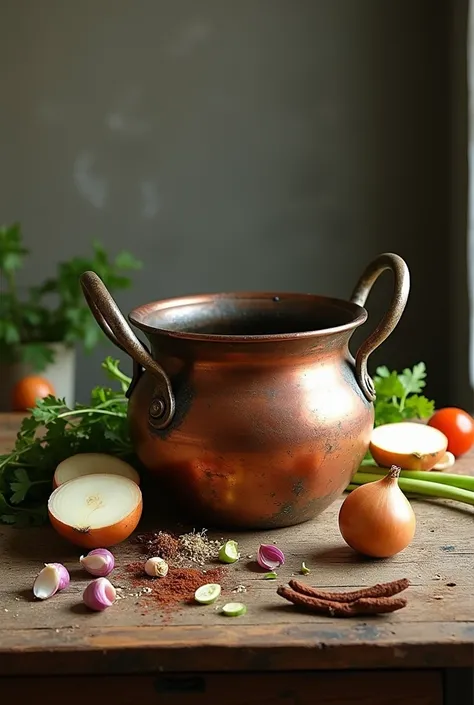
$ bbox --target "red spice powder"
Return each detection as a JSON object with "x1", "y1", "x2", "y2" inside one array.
[{"x1": 125, "y1": 563, "x2": 226, "y2": 609}]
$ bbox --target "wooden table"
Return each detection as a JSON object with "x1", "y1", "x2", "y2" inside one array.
[{"x1": 1, "y1": 413, "x2": 473, "y2": 704}]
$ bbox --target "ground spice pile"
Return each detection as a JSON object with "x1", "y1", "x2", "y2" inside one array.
[
  {"x1": 136, "y1": 530, "x2": 180, "y2": 561},
  {"x1": 126, "y1": 563, "x2": 225, "y2": 609},
  {"x1": 136, "y1": 528, "x2": 221, "y2": 566}
]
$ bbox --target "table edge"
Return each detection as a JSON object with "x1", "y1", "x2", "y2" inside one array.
[{"x1": 0, "y1": 622, "x2": 473, "y2": 675}]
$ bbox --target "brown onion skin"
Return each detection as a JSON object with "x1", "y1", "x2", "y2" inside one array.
[{"x1": 338, "y1": 473, "x2": 416, "y2": 558}]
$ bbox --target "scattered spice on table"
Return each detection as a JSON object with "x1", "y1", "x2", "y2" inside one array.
[
  {"x1": 124, "y1": 563, "x2": 226, "y2": 610},
  {"x1": 135, "y1": 528, "x2": 221, "y2": 566},
  {"x1": 136, "y1": 531, "x2": 180, "y2": 561},
  {"x1": 178, "y1": 529, "x2": 222, "y2": 565}
]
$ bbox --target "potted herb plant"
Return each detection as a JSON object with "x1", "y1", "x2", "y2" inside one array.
[{"x1": 0, "y1": 222, "x2": 141, "y2": 411}]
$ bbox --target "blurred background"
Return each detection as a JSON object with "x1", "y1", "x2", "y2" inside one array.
[{"x1": 0, "y1": 0, "x2": 470, "y2": 408}]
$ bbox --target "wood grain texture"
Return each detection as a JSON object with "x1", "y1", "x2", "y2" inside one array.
[{"x1": 1, "y1": 413, "x2": 474, "y2": 675}]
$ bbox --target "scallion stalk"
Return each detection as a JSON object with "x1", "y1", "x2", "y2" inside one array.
[
  {"x1": 350, "y1": 472, "x2": 474, "y2": 506},
  {"x1": 361, "y1": 466, "x2": 474, "y2": 492}
]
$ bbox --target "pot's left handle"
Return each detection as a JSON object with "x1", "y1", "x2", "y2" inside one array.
[
  {"x1": 80, "y1": 271, "x2": 175, "y2": 429},
  {"x1": 350, "y1": 253, "x2": 410, "y2": 402}
]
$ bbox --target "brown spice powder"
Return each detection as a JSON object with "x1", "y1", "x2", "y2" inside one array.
[
  {"x1": 135, "y1": 531, "x2": 180, "y2": 560},
  {"x1": 135, "y1": 529, "x2": 221, "y2": 566},
  {"x1": 125, "y1": 563, "x2": 226, "y2": 609}
]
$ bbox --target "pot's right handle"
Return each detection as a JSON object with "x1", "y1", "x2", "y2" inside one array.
[
  {"x1": 80, "y1": 271, "x2": 175, "y2": 429},
  {"x1": 350, "y1": 253, "x2": 410, "y2": 402}
]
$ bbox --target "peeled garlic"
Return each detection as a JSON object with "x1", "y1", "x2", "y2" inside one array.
[
  {"x1": 433, "y1": 452, "x2": 456, "y2": 471},
  {"x1": 145, "y1": 557, "x2": 169, "y2": 577}
]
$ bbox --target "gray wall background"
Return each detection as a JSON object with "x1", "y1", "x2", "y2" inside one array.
[{"x1": 0, "y1": 0, "x2": 467, "y2": 407}]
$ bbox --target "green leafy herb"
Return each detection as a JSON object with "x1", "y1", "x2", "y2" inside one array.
[
  {"x1": 373, "y1": 362, "x2": 435, "y2": 426},
  {"x1": 0, "y1": 357, "x2": 135, "y2": 526},
  {"x1": 0, "y1": 223, "x2": 142, "y2": 371},
  {"x1": 360, "y1": 362, "x2": 436, "y2": 465}
]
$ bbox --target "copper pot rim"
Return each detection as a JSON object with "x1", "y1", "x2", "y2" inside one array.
[{"x1": 128, "y1": 290, "x2": 368, "y2": 343}]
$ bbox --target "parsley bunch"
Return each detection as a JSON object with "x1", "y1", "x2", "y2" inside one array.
[
  {"x1": 362, "y1": 362, "x2": 436, "y2": 464},
  {"x1": 0, "y1": 357, "x2": 135, "y2": 526},
  {"x1": 373, "y1": 362, "x2": 435, "y2": 426},
  {"x1": 0, "y1": 222, "x2": 142, "y2": 371}
]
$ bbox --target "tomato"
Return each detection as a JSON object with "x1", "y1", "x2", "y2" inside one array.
[
  {"x1": 427, "y1": 407, "x2": 474, "y2": 457},
  {"x1": 11, "y1": 376, "x2": 56, "y2": 412}
]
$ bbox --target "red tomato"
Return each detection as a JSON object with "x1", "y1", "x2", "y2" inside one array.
[
  {"x1": 11, "y1": 376, "x2": 55, "y2": 412},
  {"x1": 428, "y1": 407, "x2": 474, "y2": 457}
]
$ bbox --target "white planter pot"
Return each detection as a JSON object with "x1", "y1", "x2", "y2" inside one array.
[{"x1": 0, "y1": 342, "x2": 76, "y2": 412}]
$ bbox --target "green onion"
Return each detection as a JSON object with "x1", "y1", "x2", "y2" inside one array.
[
  {"x1": 264, "y1": 571, "x2": 278, "y2": 580},
  {"x1": 194, "y1": 583, "x2": 222, "y2": 604},
  {"x1": 221, "y1": 602, "x2": 247, "y2": 617},
  {"x1": 350, "y1": 472, "x2": 474, "y2": 507},
  {"x1": 218, "y1": 540, "x2": 240, "y2": 564},
  {"x1": 361, "y1": 466, "x2": 474, "y2": 492}
]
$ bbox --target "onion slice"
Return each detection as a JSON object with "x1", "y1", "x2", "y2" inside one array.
[
  {"x1": 48, "y1": 473, "x2": 143, "y2": 549},
  {"x1": 53, "y1": 453, "x2": 140, "y2": 488},
  {"x1": 370, "y1": 422, "x2": 448, "y2": 471}
]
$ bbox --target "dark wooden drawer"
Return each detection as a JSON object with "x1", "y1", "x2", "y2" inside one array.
[{"x1": 1, "y1": 670, "x2": 443, "y2": 704}]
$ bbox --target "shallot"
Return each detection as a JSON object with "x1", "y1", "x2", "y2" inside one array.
[
  {"x1": 257, "y1": 543, "x2": 285, "y2": 570},
  {"x1": 83, "y1": 577, "x2": 116, "y2": 611},
  {"x1": 33, "y1": 563, "x2": 70, "y2": 600},
  {"x1": 338, "y1": 465, "x2": 416, "y2": 558},
  {"x1": 80, "y1": 548, "x2": 115, "y2": 577}
]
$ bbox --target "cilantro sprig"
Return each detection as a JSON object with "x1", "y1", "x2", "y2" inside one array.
[
  {"x1": 0, "y1": 357, "x2": 135, "y2": 526},
  {"x1": 373, "y1": 362, "x2": 435, "y2": 426},
  {"x1": 361, "y1": 362, "x2": 436, "y2": 464}
]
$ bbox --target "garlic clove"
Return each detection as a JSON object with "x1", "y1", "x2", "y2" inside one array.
[
  {"x1": 257, "y1": 543, "x2": 285, "y2": 570},
  {"x1": 83, "y1": 577, "x2": 116, "y2": 611},
  {"x1": 432, "y1": 452, "x2": 456, "y2": 471},
  {"x1": 33, "y1": 562, "x2": 70, "y2": 600},
  {"x1": 80, "y1": 548, "x2": 115, "y2": 577},
  {"x1": 145, "y1": 556, "x2": 169, "y2": 577}
]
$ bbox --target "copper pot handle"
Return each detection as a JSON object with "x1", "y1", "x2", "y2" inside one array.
[
  {"x1": 350, "y1": 253, "x2": 410, "y2": 402},
  {"x1": 79, "y1": 271, "x2": 175, "y2": 429}
]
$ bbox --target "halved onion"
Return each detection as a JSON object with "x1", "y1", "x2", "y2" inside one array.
[
  {"x1": 53, "y1": 453, "x2": 140, "y2": 489},
  {"x1": 48, "y1": 474, "x2": 143, "y2": 548},
  {"x1": 370, "y1": 422, "x2": 448, "y2": 471}
]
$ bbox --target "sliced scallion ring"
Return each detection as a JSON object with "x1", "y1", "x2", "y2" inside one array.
[
  {"x1": 221, "y1": 602, "x2": 247, "y2": 617},
  {"x1": 194, "y1": 583, "x2": 221, "y2": 605},
  {"x1": 218, "y1": 540, "x2": 240, "y2": 564}
]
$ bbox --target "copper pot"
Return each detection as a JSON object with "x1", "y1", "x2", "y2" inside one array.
[{"x1": 80, "y1": 253, "x2": 409, "y2": 529}]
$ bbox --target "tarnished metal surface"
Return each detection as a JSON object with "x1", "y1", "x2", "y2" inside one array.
[{"x1": 81, "y1": 253, "x2": 409, "y2": 529}]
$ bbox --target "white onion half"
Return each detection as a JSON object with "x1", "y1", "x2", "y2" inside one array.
[{"x1": 53, "y1": 453, "x2": 140, "y2": 488}]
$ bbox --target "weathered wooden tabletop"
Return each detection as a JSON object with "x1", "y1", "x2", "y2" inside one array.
[{"x1": 1, "y1": 413, "x2": 473, "y2": 677}]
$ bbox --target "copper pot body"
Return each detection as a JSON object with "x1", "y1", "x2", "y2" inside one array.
[{"x1": 80, "y1": 253, "x2": 409, "y2": 529}]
